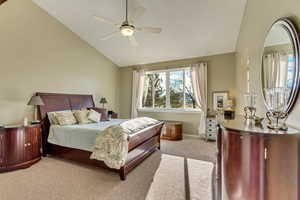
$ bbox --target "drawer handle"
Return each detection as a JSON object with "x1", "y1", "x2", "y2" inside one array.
[{"x1": 24, "y1": 143, "x2": 31, "y2": 147}]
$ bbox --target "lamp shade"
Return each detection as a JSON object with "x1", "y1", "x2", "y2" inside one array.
[
  {"x1": 27, "y1": 95, "x2": 44, "y2": 106},
  {"x1": 100, "y1": 97, "x2": 108, "y2": 104}
]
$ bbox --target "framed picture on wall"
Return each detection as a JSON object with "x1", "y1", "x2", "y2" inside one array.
[{"x1": 212, "y1": 91, "x2": 229, "y2": 111}]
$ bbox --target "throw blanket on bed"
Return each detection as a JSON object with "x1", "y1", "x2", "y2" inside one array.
[{"x1": 90, "y1": 117, "x2": 159, "y2": 169}]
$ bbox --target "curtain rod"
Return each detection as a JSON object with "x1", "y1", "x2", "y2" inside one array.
[{"x1": 132, "y1": 61, "x2": 208, "y2": 71}]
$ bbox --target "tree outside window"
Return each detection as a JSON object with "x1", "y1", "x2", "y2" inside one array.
[{"x1": 142, "y1": 69, "x2": 198, "y2": 109}]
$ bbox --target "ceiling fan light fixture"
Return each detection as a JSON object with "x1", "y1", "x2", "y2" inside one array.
[
  {"x1": 120, "y1": 25, "x2": 135, "y2": 37},
  {"x1": 95, "y1": 0, "x2": 161, "y2": 45}
]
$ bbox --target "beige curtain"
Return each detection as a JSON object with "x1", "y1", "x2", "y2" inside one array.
[
  {"x1": 191, "y1": 62, "x2": 207, "y2": 136},
  {"x1": 143, "y1": 75, "x2": 150, "y2": 105},
  {"x1": 131, "y1": 70, "x2": 145, "y2": 118},
  {"x1": 263, "y1": 52, "x2": 288, "y2": 88}
]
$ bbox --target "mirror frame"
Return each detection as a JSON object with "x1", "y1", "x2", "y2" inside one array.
[{"x1": 261, "y1": 18, "x2": 300, "y2": 114}]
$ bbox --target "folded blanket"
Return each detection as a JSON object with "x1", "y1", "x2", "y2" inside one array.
[
  {"x1": 90, "y1": 117, "x2": 160, "y2": 169},
  {"x1": 90, "y1": 125, "x2": 129, "y2": 169},
  {"x1": 121, "y1": 117, "x2": 159, "y2": 133}
]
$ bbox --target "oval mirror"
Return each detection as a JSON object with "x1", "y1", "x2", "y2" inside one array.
[{"x1": 261, "y1": 18, "x2": 300, "y2": 113}]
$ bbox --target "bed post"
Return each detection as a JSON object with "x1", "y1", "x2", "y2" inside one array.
[
  {"x1": 119, "y1": 167, "x2": 126, "y2": 181},
  {"x1": 158, "y1": 123, "x2": 163, "y2": 150},
  {"x1": 158, "y1": 134, "x2": 161, "y2": 150},
  {"x1": 40, "y1": 118, "x2": 50, "y2": 157}
]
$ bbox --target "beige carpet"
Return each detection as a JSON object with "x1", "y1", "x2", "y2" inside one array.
[
  {"x1": 146, "y1": 154, "x2": 185, "y2": 200},
  {"x1": 188, "y1": 158, "x2": 214, "y2": 200},
  {"x1": 0, "y1": 138, "x2": 216, "y2": 200},
  {"x1": 146, "y1": 154, "x2": 214, "y2": 200},
  {"x1": 161, "y1": 137, "x2": 216, "y2": 163}
]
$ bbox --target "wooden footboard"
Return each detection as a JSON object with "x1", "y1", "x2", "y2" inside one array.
[{"x1": 128, "y1": 122, "x2": 163, "y2": 151}]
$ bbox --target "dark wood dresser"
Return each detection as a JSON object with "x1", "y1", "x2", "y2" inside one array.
[
  {"x1": 217, "y1": 116, "x2": 300, "y2": 200},
  {"x1": 0, "y1": 124, "x2": 42, "y2": 172}
]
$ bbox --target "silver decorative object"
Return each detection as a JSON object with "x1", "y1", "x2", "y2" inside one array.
[
  {"x1": 264, "y1": 87, "x2": 290, "y2": 130},
  {"x1": 244, "y1": 93, "x2": 257, "y2": 120}
]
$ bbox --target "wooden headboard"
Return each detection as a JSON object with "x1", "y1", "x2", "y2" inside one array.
[
  {"x1": 36, "y1": 92, "x2": 95, "y2": 156},
  {"x1": 37, "y1": 92, "x2": 95, "y2": 120}
]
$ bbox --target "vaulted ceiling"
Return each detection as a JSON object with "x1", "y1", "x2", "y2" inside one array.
[{"x1": 32, "y1": 0, "x2": 247, "y2": 67}]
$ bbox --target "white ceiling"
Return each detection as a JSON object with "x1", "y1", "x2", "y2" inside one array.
[{"x1": 32, "y1": 0, "x2": 247, "y2": 67}]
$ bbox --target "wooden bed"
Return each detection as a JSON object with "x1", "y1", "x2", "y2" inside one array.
[{"x1": 37, "y1": 92, "x2": 164, "y2": 180}]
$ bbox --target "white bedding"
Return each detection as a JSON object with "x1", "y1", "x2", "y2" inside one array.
[{"x1": 48, "y1": 119, "x2": 128, "y2": 152}]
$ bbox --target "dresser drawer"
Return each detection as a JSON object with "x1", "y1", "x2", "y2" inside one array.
[
  {"x1": 207, "y1": 118, "x2": 217, "y2": 123},
  {"x1": 206, "y1": 122, "x2": 217, "y2": 128},
  {"x1": 206, "y1": 132, "x2": 217, "y2": 140},
  {"x1": 207, "y1": 127, "x2": 217, "y2": 133}
]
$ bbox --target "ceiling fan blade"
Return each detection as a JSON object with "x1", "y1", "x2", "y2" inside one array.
[
  {"x1": 94, "y1": 15, "x2": 119, "y2": 27},
  {"x1": 130, "y1": 6, "x2": 146, "y2": 22},
  {"x1": 128, "y1": 36, "x2": 139, "y2": 46},
  {"x1": 101, "y1": 31, "x2": 119, "y2": 40},
  {"x1": 136, "y1": 27, "x2": 162, "y2": 33}
]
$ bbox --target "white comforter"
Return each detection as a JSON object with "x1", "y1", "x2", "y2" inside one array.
[{"x1": 48, "y1": 119, "x2": 128, "y2": 152}]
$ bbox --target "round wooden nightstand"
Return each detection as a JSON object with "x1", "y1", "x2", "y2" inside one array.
[
  {"x1": 161, "y1": 121, "x2": 183, "y2": 141},
  {"x1": 0, "y1": 124, "x2": 42, "y2": 172}
]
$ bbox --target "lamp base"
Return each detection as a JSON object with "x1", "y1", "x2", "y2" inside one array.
[
  {"x1": 267, "y1": 123, "x2": 288, "y2": 131},
  {"x1": 266, "y1": 111, "x2": 288, "y2": 131},
  {"x1": 244, "y1": 106, "x2": 256, "y2": 120}
]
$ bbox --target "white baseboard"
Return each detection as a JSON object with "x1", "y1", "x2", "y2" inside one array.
[{"x1": 183, "y1": 134, "x2": 201, "y2": 138}]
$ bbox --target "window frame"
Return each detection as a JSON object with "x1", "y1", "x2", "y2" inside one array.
[{"x1": 139, "y1": 67, "x2": 201, "y2": 113}]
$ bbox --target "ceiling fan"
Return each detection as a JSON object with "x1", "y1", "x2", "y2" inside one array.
[{"x1": 94, "y1": 0, "x2": 162, "y2": 46}]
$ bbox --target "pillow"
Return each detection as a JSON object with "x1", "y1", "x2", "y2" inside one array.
[
  {"x1": 47, "y1": 110, "x2": 69, "y2": 125},
  {"x1": 55, "y1": 110, "x2": 77, "y2": 125},
  {"x1": 88, "y1": 109, "x2": 102, "y2": 123},
  {"x1": 47, "y1": 112, "x2": 59, "y2": 125},
  {"x1": 88, "y1": 107, "x2": 108, "y2": 121},
  {"x1": 73, "y1": 109, "x2": 92, "y2": 124}
]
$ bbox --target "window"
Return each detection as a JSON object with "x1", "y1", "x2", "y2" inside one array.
[
  {"x1": 287, "y1": 55, "x2": 295, "y2": 88},
  {"x1": 142, "y1": 72, "x2": 166, "y2": 108},
  {"x1": 141, "y1": 68, "x2": 199, "y2": 111}
]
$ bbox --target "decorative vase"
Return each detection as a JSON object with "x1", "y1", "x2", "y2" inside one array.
[
  {"x1": 264, "y1": 87, "x2": 290, "y2": 130},
  {"x1": 244, "y1": 92, "x2": 257, "y2": 120}
]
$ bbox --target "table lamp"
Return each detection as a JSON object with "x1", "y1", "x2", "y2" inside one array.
[
  {"x1": 28, "y1": 95, "x2": 44, "y2": 124},
  {"x1": 100, "y1": 97, "x2": 108, "y2": 108}
]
